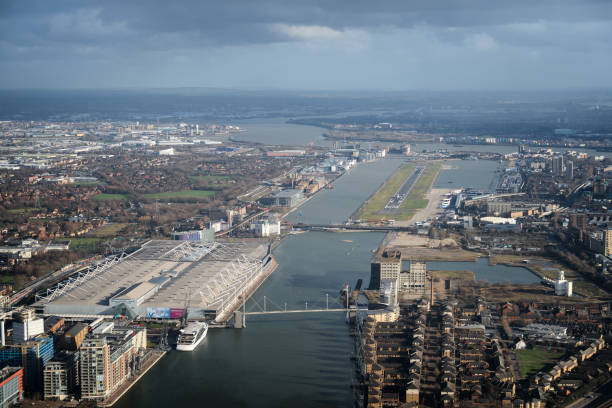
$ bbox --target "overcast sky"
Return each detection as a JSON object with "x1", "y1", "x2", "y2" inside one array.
[{"x1": 1, "y1": 0, "x2": 611, "y2": 90}]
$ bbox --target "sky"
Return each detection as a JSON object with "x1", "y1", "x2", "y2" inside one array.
[{"x1": 1, "y1": 0, "x2": 611, "y2": 90}]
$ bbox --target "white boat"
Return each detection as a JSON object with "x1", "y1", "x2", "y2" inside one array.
[
  {"x1": 176, "y1": 321, "x2": 208, "y2": 351},
  {"x1": 440, "y1": 198, "x2": 451, "y2": 209}
]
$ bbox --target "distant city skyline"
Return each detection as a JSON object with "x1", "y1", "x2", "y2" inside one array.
[{"x1": 1, "y1": 0, "x2": 611, "y2": 90}]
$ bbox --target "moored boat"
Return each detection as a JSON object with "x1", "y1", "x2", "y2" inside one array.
[{"x1": 176, "y1": 321, "x2": 208, "y2": 351}]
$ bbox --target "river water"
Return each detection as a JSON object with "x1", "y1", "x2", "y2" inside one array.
[
  {"x1": 116, "y1": 155, "x2": 540, "y2": 408},
  {"x1": 116, "y1": 159, "x2": 396, "y2": 408}
]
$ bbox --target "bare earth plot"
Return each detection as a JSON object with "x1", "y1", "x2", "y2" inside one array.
[{"x1": 385, "y1": 232, "x2": 479, "y2": 261}]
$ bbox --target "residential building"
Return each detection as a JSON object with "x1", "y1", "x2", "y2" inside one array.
[
  {"x1": 79, "y1": 327, "x2": 146, "y2": 401},
  {"x1": 604, "y1": 228, "x2": 612, "y2": 257},
  {"x1": 0, "y1": 336, "x2": 53, "y2": 390},
  {"x1": 554, "y1": 271, "x2": 573, "y2": 297},
  {"x1": 43, "y1": 352, "x2": 79, "y2": 400},
  {"x1": 12, "y1": 308, "x2": 44, "y2": 343},
  {"x1": 0, "y1": 367, "x2": 23, "y2": 408},
  {"x1": 552, "y1": 155, "x2": 564, "y2": 175}
]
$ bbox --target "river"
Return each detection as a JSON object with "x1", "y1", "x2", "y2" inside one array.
[
  {"x1": 116, "y1": 159, "x2": 398, "y2": 408},
  {"x1": 116, "y1": 156, "x2": 536, "y2": 408}
]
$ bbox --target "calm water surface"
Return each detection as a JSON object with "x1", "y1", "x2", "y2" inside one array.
[
  {"x1": 116, "y1": 231, "x2": 385, "y2": 408},
  {"x1": 116, "y1": 157, "x2": 400, "y2": 407},
  {"x1": 435, "y1": 159, "x2": 500, "y2": 191},
  {"x1": 233, "y1": 118, "x2": 327, "y2": 146},
  {"x1": 423, "y1": 257, "x2": 540, "y2": 284},
  {"x1": 116, "y1": 138, "x2": 540, "y2": 408},
  {"x1": 286, "y1": 158, "x2": 404, "y2": 225}
]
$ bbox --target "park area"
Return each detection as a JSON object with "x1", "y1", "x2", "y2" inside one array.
[{"x1": 516, "y1": 346, "x2": 566, "y2": 377}]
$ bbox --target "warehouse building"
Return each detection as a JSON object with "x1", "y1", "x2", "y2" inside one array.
[{"x1": 34, "y1": 239, "x2": 270, "y2": 323}]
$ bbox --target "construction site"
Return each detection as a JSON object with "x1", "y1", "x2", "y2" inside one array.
[{"x1": 33, "y1": 239, "x2": 275, "y2": 323}]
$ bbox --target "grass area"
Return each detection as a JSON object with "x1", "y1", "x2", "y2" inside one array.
[
  {"x1": 490, "y1": 255, "x2": 608, "y2": 298},
  {"x1": 142, "y1": 189, "x2": 216, "y2": 199},
  {"x1": 395, "y1": 162, "x2": 442, "y2": 220},
  {"x1": 69, "y1": 237, "x2": 103, "y2": 249},
  {"x1": 356, "y1": 163, "x2": 415, "y2": 220},
  {"x1": 191, "y1": 175, "x2": 232, "y2": 183},
  {"x1": 0, "y1": 275, "x2": 15, "y2": 284},
  {"x1": 355, "y1": 161, "x2": 441, "y2": 221},
  {"x1": 516, "y1": 347, "x2": 565, "y2": 377},
  {"x1": 430, "y1": 270, "x2": 475, "y2": 281},
  {"x1": 73, "y1": 180, "x2": 105, "y2": 186},
  {"x1": 7, "y1": 207, "x2": 40, "y2": 214},
  {"x1": 88, "y1": 223, "x2": 128, "y2": 238},
  {"x1": 92, "y1": 193, "x2": 130, "y2": 201}
]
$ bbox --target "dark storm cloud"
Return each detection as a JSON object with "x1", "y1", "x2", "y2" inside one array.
[
  {"x1": 1, "y1": 0, "x2": 611, "y2": 89},
  {"x1": 2, "y1": 0, "x2": 611, "y2": 50}
]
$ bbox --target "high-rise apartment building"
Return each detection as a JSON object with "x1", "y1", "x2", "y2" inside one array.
[
  {"x1": 604, "y1": 228, "x2": 612, "y2": 257},
  {"x1": 0, "y1": 367, "x2": 23, "y2": 408},
  {"x1": 43, "y1": 352, "x2": 79, "y2": 400},
  {"x1": 0, "y1": 336, "x2": 53, "y2": 390},
  {"x1": 79, "y1": 327, "x2": 146, "y2": 401},
  {"x1": 552, "y1": 155, "x2": 564, "y2": 175}
]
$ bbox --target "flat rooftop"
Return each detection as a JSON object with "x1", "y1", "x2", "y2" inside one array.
[{"x1": 35, "y1": 239, "x2": 269, "y2": 316}]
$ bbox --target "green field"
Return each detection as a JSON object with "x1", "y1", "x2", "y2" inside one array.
[
  {"x1": 142, "y1": 189, "x2": 216, "y2": 199},
  {"x1": 430, "y1": 270, "x2": 475, "y2": 281},
  {"x1": 73, "y1": 180, "x2": 105, "y2": 186},
  {"x1": 89, "y1": 223, "x2": 128, "y2": 238},
  {"x1": 0, "y1": 275, "x2": 15, "y2": 284},
  {"x1": 396, "y1": 162, "x2": 441, "y2": 218},
  {"x1": 516, "y1": 347, "x2": 565, "y2": 377},
  {"x1": 355, "y1": 162, "x2": 441, "y2": 221},
  {"x1": 7, "y1": 207, "x2": 40, "y2": 214},
  {"x1": 92, "y1": 193, "x2": 130, "y2": 201},
  {"x1": 69, "y1": 237, "x2": 103, "y2": 249},
  {"x1": 191, "y1": 175, "x2": 232, "y2": 182}
]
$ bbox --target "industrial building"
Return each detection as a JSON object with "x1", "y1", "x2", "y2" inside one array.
[
  {"x1": 12, "y1": 308, "x2": 44, "y2": 343},
  {"x1": 399, "y1": 261, "x2": 427, "y2": 296},
  {"x1": 264, "y1": 189, "x2": 304, "y2": 208},
  {"x1": 250, "y1": 216, "x2": 281, "y2": 237},
  {"x1": 34, "y1": 239, "x2": 271, "y2": 323},
  {"x1": 368, "y1": 250, "x2": 402, "y2": 290}
]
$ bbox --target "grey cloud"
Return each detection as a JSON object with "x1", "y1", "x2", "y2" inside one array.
[
  {"x1": 1, "y1": 0, "x2": 611, "y2": 89},
  {"x1": 2, "y1": 0, "x2": 612, "y2": 50}
]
